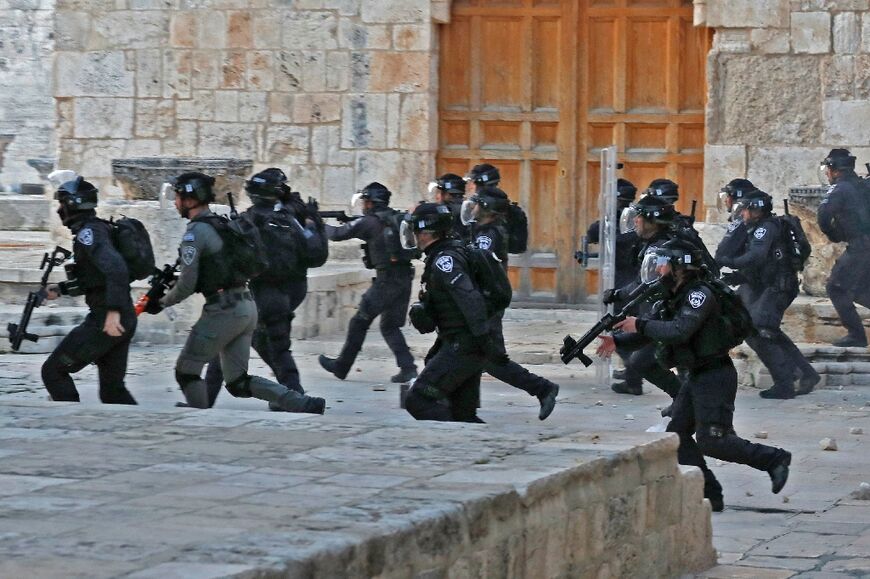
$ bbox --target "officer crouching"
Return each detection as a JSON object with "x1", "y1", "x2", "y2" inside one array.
[
  {"x1": 597, "y1": 238, "x2": 791, "y2": 511},
  {"x1": 154, "y1": 172, "x2": 325, "y2": 414},
  {"x1": 402, "y1": 203, "x2": 492, "y2": 422}
]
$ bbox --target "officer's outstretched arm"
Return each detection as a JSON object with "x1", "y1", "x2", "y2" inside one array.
[
  {"x1": 325, "y1": 217, "x2": 371, "y2": 242},
  {"x1": 639, "y1": 288, "x2": 713, "y2": 345}
]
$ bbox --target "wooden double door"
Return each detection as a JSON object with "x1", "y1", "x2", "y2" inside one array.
[{"x1": 438, "y1": 0, "x2": 710, "y2": 303}]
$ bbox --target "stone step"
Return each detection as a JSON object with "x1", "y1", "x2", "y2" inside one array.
[{"x1": 0, "y1": 194, "x2": 50, "y2": 231}]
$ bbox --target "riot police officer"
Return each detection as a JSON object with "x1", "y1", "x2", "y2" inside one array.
[
  {"x1": 157, "y1": 171, "x2": 325, "y2": 413},
  {"x1": 460, "y1": 186, "x2": 560, "y2": 420},
  {"x1": 318, "y1": 182, "x2": 418, "y2": 383},
  {"x1": 598, "y1": 238, "x2": 792, "y2": 511},
  {"x1": 402, "y1": 203, "x2": 490, "y2": 422},
  {"x1": 429, "y1": 173, "x2": 470, "y2": 243},
  {"x1": 817, "y1": 148, "x2": 870, "y2": 347},
  {"x1": 715, "y1": 178, "x2": 755, "y2": 267},
  {"x1": 606, "y1": 195, "x2": 683, "y2": 399},
  {"x1": 717, "y1": 189, "x2": 820, "y2": 398},
  {"x1": 41, "y1": 176, "x2": 138, "y2": 404}
]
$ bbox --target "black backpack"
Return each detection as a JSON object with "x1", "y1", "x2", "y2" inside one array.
[
  {"x1": 777, "y1": 213, "x2": 812, "y2": 272},
  {"x1": 671, "y1": 221, "x2": 720, "y2": 277},
  {"x1": 107, "y1": 216, "x2": 155, "y2": 281},
  {"x1": 458, "y1": 242, "x2": 512, "y2": 313},
  {"x1": 707, "y1": 276, "x2": 756, "y2": 348},
  {"x1": 205, "y1": 213, "x2": 269, "y2": 281},
  {"x1": 376, "y1": 209, "x2": 420, "y2": 265},
  {"x1": 251, "y1": 210, "x2": 303, "y2": 281},
  {"x1": 506, "y1": 202, "x2": 528, "y2": 254},
  {"x1": 297, "y1": 219, "x2": 329, "y2": 269}
]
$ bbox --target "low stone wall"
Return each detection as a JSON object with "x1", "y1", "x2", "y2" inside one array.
[
  {"x1": 0, "y1": 195, "x2": 50, "y2": 231},
  {"x1": 0, "y1": 402, "x2": 716, "y2": 578}
]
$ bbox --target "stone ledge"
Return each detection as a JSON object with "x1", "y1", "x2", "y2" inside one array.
[{"x1": 0, "y1": 402, "x2": 716, "y2": 578}]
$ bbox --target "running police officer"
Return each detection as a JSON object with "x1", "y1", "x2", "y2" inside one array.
[
  {"x1": 402, "y1": 203, "x2": 490, "y2": 422},
  {"x1": 717, "y1": 189, "x2": 820, "y2": 399},
  {"x1": 715, "y1": 178, "x2": 756, "y2": 269},
  {"x1": 605, "y1": 195, "x2": 682, "y2": 400},
  {"x1": 597, "y1": 238, "x2": 792, "y2": 511},
  {"x1": 318, "y1": 182, "x2": 418, "y2": 383},
  {"x1": 429, "y1": 173, "x2": 470, "y2": 243},
  {"x1": 817, "y1": 148, "x2": 870, "y2": 347},
  {"x1": 156, "y1": 172, "x2": 325, "y2": 413},
  {"x1": 460, "y1": 185, "x2": 560, "y2": 420},
  {"x1": 41, "y1": 176, "x2": 138, "y2": 404}
]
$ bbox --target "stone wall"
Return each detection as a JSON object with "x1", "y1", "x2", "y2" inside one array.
[
  {"x1": 0, "y1": 0, "x2": 55, "y2": 190},
  {"x1": 699, "y1": 0, "x2": 870, "y2": 219},
  {"x1": 53, "y1": 0, "x2": 442, "y2": 209}
]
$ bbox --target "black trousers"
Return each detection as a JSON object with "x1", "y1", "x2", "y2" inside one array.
[
  {"x1": 827, "y1": 244, "x2": 870, "y2": 339},
  {"x1": 742, "y1": 282, "x2": 814, "y2": 388},
  {"x1": 667, "y1": 360, "x2": 786, "y2": 500},
  {"x1": 336, "y1": 266, "x2": 415, "y2": 372},
  {"x1": 405, "y1": 337, "x2": 485, "y2": 422},
  {"x1": 483, "y1": 314, "x2": 554, "y2": 397},
  {"x1": 623, "y1": 342, "x2": 682, "y2": 397},
  {"x1": 204, "y1": 279, "x2": 308, "y2": 406},
  {"x1": 42, "y1": 306, "x2": 137, "y2": 404}
]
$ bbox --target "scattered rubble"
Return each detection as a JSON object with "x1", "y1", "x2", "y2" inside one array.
[
  {"x1": 849, "y1": 427, "x2": 863, "y2": 435},
  {"x1": 754, "y1": 431, "x2": 768, "y2": 439},
  {"x1": 850, "y1": 482, "x2": 870, "y2": 500},
  {"x1": 819, "y1": 438, "x2": 838, "y2": 451}
]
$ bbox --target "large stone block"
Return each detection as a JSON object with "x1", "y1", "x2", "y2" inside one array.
[
  {"x1": 341, "y1": 94, "x2": 388, "y2": 149},
  {"x1": 176, "y1": 90, "x2": 215, "y2": 121},
  {"x1": 717, "y1": 55, "x2": 822, "y2": 145},
  {"x1": 326, "y1": 52, "x2": 350, "y2": 92},
  {"x1": 238, "y1": 91, "x2": 267, "y2": 123},
  {"x1": 252, "y1": 12, "x2": 281, "y2": 49},
  {"x1": 323, "y1": 166, "x2": 355, "y2": 204},
  {"x1": 246, "y1": 51, "x2": 274, "y2": 91},
  {"x1": 702, "y1": 145, "x2": 746, "y2": 210},
  {"x1": 191, "y1": 50, "x2": 220, "y2": 90},
  {"x1": 92, "y1": 11, "x2": 169, "y2": 50},
  {"x1": 73, "y1": 98, "x2": 134, "y2": 139},
  {"x1": 136, "y1": 49, "x2": 163, "y2": 98},
  {"x1": 399, "y1": 93, "x2": 434, "y2": 151},
  {"x1": 312, "y1": 125, "x2": 354, "y2": 166},
  {"x1": 863, "y1": 12, "x2": 870, "y2": 53},
  {"x1": 746, "y1": 146, "x2": 830, "y2": 204},
  {"x1": 361, "y1": 0, "x2": 427, "y2": 23},
  {"x1": 355, "y1": 150, "x2": 402, "y2": 192},
  {"x1": 792, "y1": 12, "x2": 832, "y2": 54},
  {"x1": 822, "y1": 56, "x2": 855, "y2": 100},
  {"x1": 834, "y1": 12, "x2": 861, "y2": 54},
  {"x1": 282, "y1": 11, "x2": 338, "y2": 50},
  {"x1": 263, "y1": 124, "x2": 310, "y2": 164},
  {"x1": 704, "y1": 0, "x2": 788, "y2": 29},
  {"x1": 750, "y1": 28, "x2": 790, "y2": 54},
  {"x1": 135, "y1": 99, "x2": 176, "y2": 139},
  {"x1": 293, "y1": 94, "x2": 342, "y2": 124},
  {"x1": 54, "y1": 10, "x2": 90, "y2": 51},
  {"x1": 55, "y1": 51, "x2": 135, "y2": 97},
  {"x1": 369, "y1": 52, "x2": 430, "y2": 93},
  {"x1": 823, "y1": 100, "x2": 870, "y2": 142},
  {"x1": 338, "y1": 19, "x2": 392, "y2": 50},
  {"x1": 198, "y1": 122, "x2": 258, "y2": 158},
  {"x1": 394, "y1": 24, "x2": 433, "y2": 52},
  {"x1": 275, "y1": 50, "x2": 327, "y2": 92},
  {"x1": 856, "y1": 55, "x2": 870, "y2": 99},
  {"x1": 162, "y1": 49, "x2": 193, "y2": 99},
  {"x1": 792, "y1": 0, "x2": 869, "y2": 10}
]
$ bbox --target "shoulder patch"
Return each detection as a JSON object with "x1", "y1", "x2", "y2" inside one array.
[
  {"x1": 435, "y1": 255, "x2": 454, "y2": 273},
  {"x1": 182, "y1": 231, "x2": 196, "y2": 242},
  {"x1": 753, "y1": 227, "x2": 767, "y2": 240},
  {"x1": 688, "y1": 290, "x2": 706, "y2": 309},
  {"x1": 181, "y1": 245, "x2": 197, "y2": 266},
  {"x1": 727, "y1": 220, "x2": 741, "y2": 232},
  {"x1": 476, "y1": 235, "x2": 493, "y2": 250},
  {"x1": 77, "y1": 227, "x2": 94, "y2": 246}
]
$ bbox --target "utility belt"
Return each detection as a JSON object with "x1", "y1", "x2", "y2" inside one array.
[
  {"x1": 204, "y1": 286, "x2": 251, "y2": 308},
  {"x1": 374, "y1": 263, "x2": 414, "y2": 278},
  {"x1": 687, "y1": 355, "x2": 732, "y2": 376}
]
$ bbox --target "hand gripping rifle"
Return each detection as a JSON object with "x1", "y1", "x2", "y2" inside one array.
[
  {"x1": 318, "y1": 210, "x2": 361, "y2": 223},
  {"x1": 226, "y1": 191, "x2": 239, "y2": 220},
  {"x1": 7, "y1": 246, "x2": 72, "y2": 351},
  {"x1": 559, "y1": 279, "x2": 664, "y2": 367},
  {"x1": 134, "y1": 260, "x2": 179, "y2": 316}
]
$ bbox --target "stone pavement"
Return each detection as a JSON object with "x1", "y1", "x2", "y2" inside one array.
[{"x1": 0, "y1": 308, "x2": 868, "y2": 577}]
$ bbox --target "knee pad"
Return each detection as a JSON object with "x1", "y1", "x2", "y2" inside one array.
[
  {"x1": 225, "y1": 373, "x2": 253, "y2": 398},
  {"x1": 405, "y1": 388, "x2": 450, "y2": 421},
  {"x1": 696, "y1": 423, "x2": 732, "y2": 452},
  {"x1": 757, "y1": 327, "x2": 780, "y2": 341},
  {"x1": 352, "y1": 310, "x2": 374, "y2": 324},
  {"x1": 175, "y1": 370, "x2": 201, "y2": 389}
]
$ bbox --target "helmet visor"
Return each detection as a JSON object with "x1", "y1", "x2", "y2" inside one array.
[
  {"x1": 717, "y1": 190, "x2": 732, "y2": 213},
  {"x1": 460, "y1": 198, "x2": 477, "y2": 225},
  {"x1": 427, "y1": 181, "x2": 440, "y2": 200},
  {"x1": 818, "y1": 163, "x2": 832, "y2": 187},
  {"x1": 619, "y1": 206, "x2": 639, "y2": 233},
  {"x1": 640, "y1": 252, "x2": 668, "y2": 284},
  {"x1": 399, "y1": 219, "x2": 417, "y2": 250},
  {"x1": 160, "y1": 182, "x2": 176, "y2": 202},
  {"x1": 351, "y1": 192, "x2": 366, "y2": 215}
]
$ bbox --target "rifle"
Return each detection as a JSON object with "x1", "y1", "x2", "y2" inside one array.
[
  {"x1": 318, "y1": 210, "x2": 361, "y2": 223},
  {"x1": 689, "y1": 199, "x2": 697, "y2": 226},
  {"x1": 560, "y1": 279, "x2": 665, "y2": 367},
  {"x1": 226, "y1": 191, "x2": 239, "y2": 220},
  {"x1": 7, "y1": 246, "x2": 72, "y2": 351},
  {"x1": 573, "y1": 235, "x2": 598, "y2": 267},
  {"x1": 134, "y1": 260, "x2": 179, "y2": 316}
]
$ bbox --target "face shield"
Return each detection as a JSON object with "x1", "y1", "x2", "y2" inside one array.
[
  {"x1": 160, "y1": 182, "x2": 175, "y2": 210},
  {"x1": 818, "y1": 162, "x2": 832, "y2": 187},
  {"x1": 427, "y1": 181, "x2": 440, "y2": 201},
  {"x1": 351, "y1": 192, "x2": 366, "y2": 215},
  {"x1": 619, "y1": 206, "x2": 639, "y2": 233},
  {"x1": 640, "y1": 252, "x2": 669, "y2": 284},
  {"x1": 460, "y1": 198, "x2": 478, "y2": 225},
  {"x1": 399, "y1": 219, "x2": 417, "y2": 249},
  {"x1": 717, "y1": 190, "x2": 733, "y2": 214}
]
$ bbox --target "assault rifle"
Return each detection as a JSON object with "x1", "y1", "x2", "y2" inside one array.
[
  {"x1": 7, "y1": 246, "x2": 72, "y2": 351},
  {"x1": 226, "y1": 191, "x2": 239, "y2": 219},
  {"x1": 318, "y1": 211, "x2": 361, "y2": 223},
  {"x1": 573, "y1": 235, "x2": 597, "y2": 267},
  {"x1": 689, "y1": 200, "x2": 697, "y2": 225},
  {"x1": 560, "y1": 279, "x2": 665, "y2": 367},
  {"x1": 134, "y1": 260, "x2": 179, "y2": 316}
]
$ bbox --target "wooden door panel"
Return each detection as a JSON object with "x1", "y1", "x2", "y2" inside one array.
[
  {"x1": 588, "y1": 19, "x2": 617, "y2": 111},
  {"x1": 441, "y1": 17, "x2": 471, "y2": 110},
  {"x1": 532, "y1": 17, "x2": 561, "y2": 110},
  {"x1": 625, "y1": 18, "x2": 670, "y2": 112},
  {"x1": 529, "y1": 160, "x2": 558, "y2": 249},
  {"x1": 679, "y1": 16, "x2": 707, "y2": 111},
  {"x1": 481, "y1": 18, "x2": 525, "y2": 110}
]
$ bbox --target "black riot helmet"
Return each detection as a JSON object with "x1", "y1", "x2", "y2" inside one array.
[
  {"x1": 735, "y1": 188, "x2": 773, "y2": 216},
  {"x1": 822, "y1": 148, "x2": 857, "y2": 170},
  {"x1": 359, "y1": 181, "x2": 392, "y2": 205},
  {"x1": 55, "y1": 176, "x2": 98, "y2": 226},
  {"x1": 400, "y1": 203, "x2": 454, "y2": 249},
  {"x1": 429, "y1": 173, "x2": 466, "y2": 199},
  {"x1": 460, "y1": 186, "x2": 509, "y2": 225},
  {"x1": 640, "y1": 237, "x2": 704, "y2": 284},
  {"x1": 617, "y1": 178, "x2": 638, "y2": 203},
  {"x1": 643, "y1": 178, "x2": 679, "y2": 203},
  {"x1": 718, "y1": 178, "x2": 757, "y2": 213},
  {"x1": 620, "y1": 195, "x2": 676, "y2": 232},
  {"x1": 465, "y1": 163, "x2": 501, "y2": 187},
  {"x1": 174, "y1": 171, "x2": 216, "y2": 204},
  {"x1": 245, "y1": 167, "x2": 288, "y2": 203}
]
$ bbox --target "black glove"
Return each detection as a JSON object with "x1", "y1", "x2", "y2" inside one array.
[
  {"x1": 306, "y1": 196, "x2": 320, "y2": 217},
  {"x1": 720, "y1": 271, "x2": 746, "y2": 286},
  {"x1": 409, "y1": 303, "x2": 436, "y2": 334},
  {"x1": 602, "y1": 288, "x2": 621, "y2": 305},
  {"x1": 144, "y1": 295, "x2": 164, "y2": 315}
]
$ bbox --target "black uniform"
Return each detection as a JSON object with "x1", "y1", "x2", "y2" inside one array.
[
  {"x1": 471, "y1": 221, "x2": 559, "y2": 400},
  {"x1": 585, "y1": 219, "x2": 641, "y2": 290},
  {"x1": 715, "y1": 219, "x2": 749, "y2": 265},
  {"x1": 637, "y1": 278, "x2": 790, "y2": 504},
  {"x1": 445, "y1": 199, "x2": 471, "y2": 243},
  {"x1": 717, "y1": 216, "x2": 816, "y2": 393},
  {"x1": 818, "y1": 173, "x2": 870, "y2": 343},
  {"x1": 325, "y1": 210, "x2": 415, "y2": 374},
  {"x1": 42, "y1": 216, "x2": 138, "y2": 404},
  {"x1": 405, "y1": 238, "x2": 489, "y2": 422}
]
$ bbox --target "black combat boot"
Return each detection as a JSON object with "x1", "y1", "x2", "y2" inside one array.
[
  {"x1": 612, "y1": 381, "x2": 643, "y2": 395},
  {"x1": 795, "y1": 368, "x2": 821, "y2": 396},
  {"x1": 759, "y1": 383, "x2": 795, "y2": 400},
  {"x1": 319, "y1": 355, "x2": 350, "y2": 380},
  {"x1": 537, "y1": 383, "x2": 559, "y2": 421},
  {"x1": 768, "y1": 451, "x2": 791, "y2": 494},
  {"x1": 831, "y1": 334, "x2": 867, "y2": 348},
  {"x1": 391, "y1": 367, "x2": 418, "y2": 383}
]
